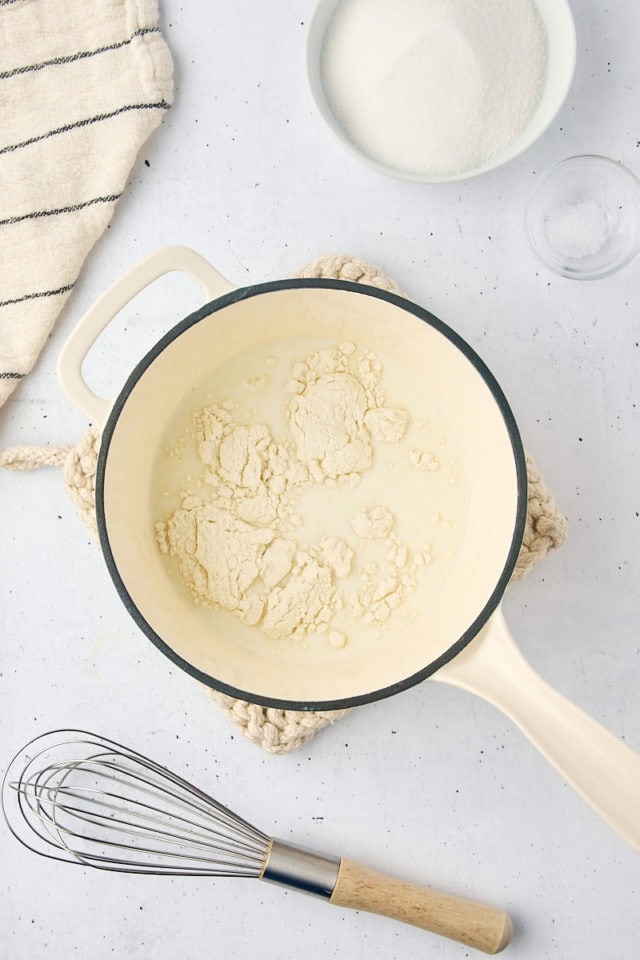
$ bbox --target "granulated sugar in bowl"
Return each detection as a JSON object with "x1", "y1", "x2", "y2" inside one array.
[{"x1": 307, "y1": 0, "x2": 576, "y2": 183}]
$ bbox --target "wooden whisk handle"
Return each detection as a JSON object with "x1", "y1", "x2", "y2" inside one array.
[{"x1": 329, "y1": 859, "x2": 512, "y2": 954}]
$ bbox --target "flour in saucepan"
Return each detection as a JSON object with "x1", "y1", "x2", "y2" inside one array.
[{"x1": 154, "y1": 342, "x2": 464, "y2": 649}]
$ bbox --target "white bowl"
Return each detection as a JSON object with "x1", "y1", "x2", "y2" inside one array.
[{"x1": 306, "y1": 0, "x2": 577, "y2": 184}]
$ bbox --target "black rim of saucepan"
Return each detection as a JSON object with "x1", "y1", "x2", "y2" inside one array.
[{"x1": 96, "y1": 278, "x2": 528, "y2": 712}]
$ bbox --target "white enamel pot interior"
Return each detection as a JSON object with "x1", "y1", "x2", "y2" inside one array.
[{"x1": 58, "y1": 247, "x2": 640, "y2": 851}]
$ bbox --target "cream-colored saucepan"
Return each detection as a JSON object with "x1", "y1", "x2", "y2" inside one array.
[{"x1": 58, "y1": 247, "x2": 640, "y2": 850}]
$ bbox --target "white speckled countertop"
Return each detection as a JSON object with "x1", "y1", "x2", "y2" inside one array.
[{"x1": 1, "y1": 1, "x2": 639, "y2": 958}]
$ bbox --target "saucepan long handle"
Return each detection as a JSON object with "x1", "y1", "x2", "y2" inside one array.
[
  {"x1": 435, "y1": 608, "x2": 640, "y2": 851},
  {"x1": 329, "y1": 859, "x2": 512, "y2": 954},
  {"x1": 57, "y1": 247, "x2": 233, "y2": 428}
]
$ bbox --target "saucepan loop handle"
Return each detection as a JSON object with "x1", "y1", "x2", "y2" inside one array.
[{"x1": 57, "y1": 247, "x2": 233, "y2": 428}]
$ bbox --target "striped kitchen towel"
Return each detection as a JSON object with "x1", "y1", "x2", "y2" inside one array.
[{"x1": 0, "y1": 0, "x2": 173, "y2": 407}]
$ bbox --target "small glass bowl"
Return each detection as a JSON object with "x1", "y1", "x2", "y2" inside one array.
[{"x1": 524, "y1": 155, "x2": 640, "y2": 280}]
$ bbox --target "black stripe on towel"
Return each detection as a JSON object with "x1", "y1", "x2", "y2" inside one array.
[
  {"x1": 0, "y1": 371, "x2": 23, "y2": 379},
  {"x1": 0, "y1": 101, "x2": 171, "y2": 156},
  {"x1": 0, "y1": 0, "x2": 25, "y2": 7},
  {"x1": 0, "y1": 28, "x2": 161, "y2": 80},
  {"x1": 0, "y1": 194, "x2": 122, "y2": 227},
  {"x1": 0, "y1": 283, "x2": 75, "y2": 308}
]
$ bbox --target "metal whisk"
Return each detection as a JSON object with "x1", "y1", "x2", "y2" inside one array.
[{"x1": 2, "y1": 730, "x2": 511, "y2": 955}]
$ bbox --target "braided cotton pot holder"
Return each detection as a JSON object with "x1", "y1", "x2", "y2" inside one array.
[{"x1": 1, "y1": 255, "x2": 568, "y2": 753}]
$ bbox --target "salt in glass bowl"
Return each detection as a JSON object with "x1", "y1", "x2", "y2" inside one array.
[{"x1": 524, "y1": 155, "x2": 640, "y2": 280}]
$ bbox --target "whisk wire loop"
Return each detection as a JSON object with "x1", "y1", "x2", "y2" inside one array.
[{"x1": 2, "y1": 730, "x2": 271, "y2": 877}]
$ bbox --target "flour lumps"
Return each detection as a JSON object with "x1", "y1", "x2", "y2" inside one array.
[
  {"x1": 285, "y1": 344, "x2": 408, "y2": 482},
  {"x1": 155, "y1": 341, "x2": 447, "y2": 649},
  {"x1": 262, "y1": 549, "x2": 340, "y2": 641},
  {"x1": 288, "y1": 372, "x2": 372, "y2": 478},
  {"x1": 348, "y1": 502, "x2": 431, "y2": 626},
  {"x1": 351, "y1": 503, "x2": 394, "y2": 540}
]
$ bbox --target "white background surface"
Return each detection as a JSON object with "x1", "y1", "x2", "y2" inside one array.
[{"x1": 1, "y1": 1, "x2": 639, "y2": 958}]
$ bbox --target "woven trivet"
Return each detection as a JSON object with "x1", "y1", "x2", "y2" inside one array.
[{"x1": 0, "y1": 254, "x2": 568, "y2": 753}]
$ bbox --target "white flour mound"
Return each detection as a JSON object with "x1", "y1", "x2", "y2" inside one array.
[
  {"x1": 156, "y1": 343, "x2": 427, "y2": 647},
  {"x1": 321, "y1": 0, "x2": 548, "y2": 176}
]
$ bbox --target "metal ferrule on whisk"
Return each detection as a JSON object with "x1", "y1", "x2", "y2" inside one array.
[{"x1": 261, "y1": 839, "x2": 340, "y2": 899}]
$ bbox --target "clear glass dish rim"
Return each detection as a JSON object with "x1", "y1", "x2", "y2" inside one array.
[{"x1": 523, "y1": 154, "x2": 640, "y2": 280}]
